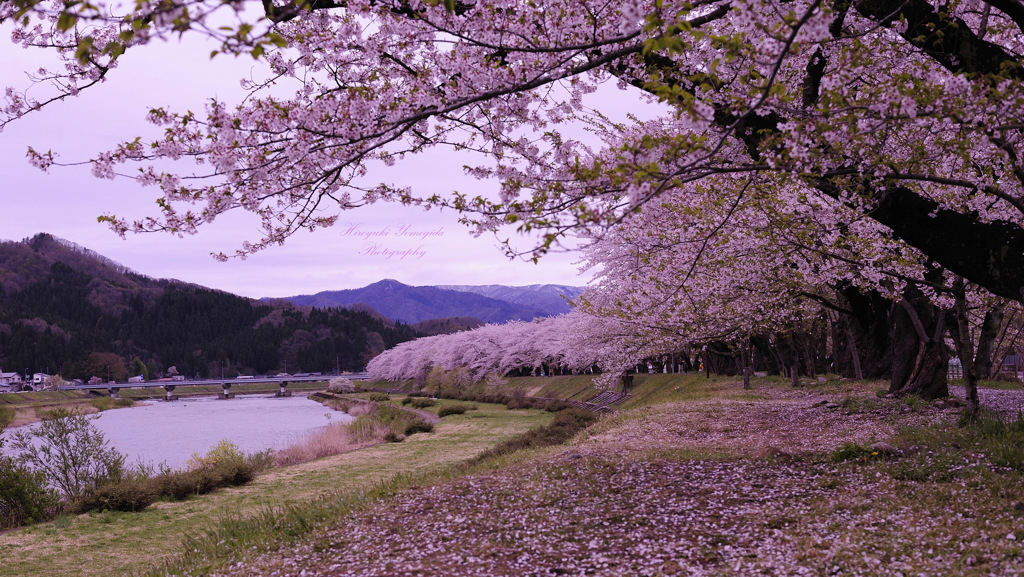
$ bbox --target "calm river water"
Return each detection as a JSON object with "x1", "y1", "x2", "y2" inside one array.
[{"x1": 6, "y1": 394, "x2": 353, "y2": 470}]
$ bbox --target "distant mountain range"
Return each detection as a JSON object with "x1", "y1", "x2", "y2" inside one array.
[
  {"x1": 0, "y1": 234, "x2": 419, "y2": 380},
  {"x1": 278, "y1": 280, "x2": 583, "y2": 324},
  {"x1": 439, "y1": 284, "x2": 584, "y2": 316}
]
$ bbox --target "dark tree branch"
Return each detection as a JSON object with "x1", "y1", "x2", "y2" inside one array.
[
  {"x1": 855, "y1": 0, "x2": 1024, "y2": 80},
  {"x1": 981, "y1": 0, "x2": 1024, "y2": 34}
]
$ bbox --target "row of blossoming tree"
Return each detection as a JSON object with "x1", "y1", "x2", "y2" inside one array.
[{"x1": 6, "y1": 0, "x2": 1024, "y2": 410}]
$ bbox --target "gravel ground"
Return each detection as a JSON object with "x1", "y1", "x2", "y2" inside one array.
[
  {"x1": 951, "y1": 385, "x2": 1024, "y2": 418},
  {"x1": 210, "y1": 384, "x2": 1024, "y2": 577}
]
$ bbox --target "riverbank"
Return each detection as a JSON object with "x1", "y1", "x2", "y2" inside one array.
[
  {"x1": 5, "y1": 375, "x2": 1024, "y2": 576},
  {"x1": 0, "y1": 398, "x2": 554, "y2": 577}
]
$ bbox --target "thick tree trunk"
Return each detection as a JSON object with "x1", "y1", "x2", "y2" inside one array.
[
  {"x1": 889, "y1": 285, "x2": 949, "y2": 400},
  {"x1": 974, "y1": 304, "x2": 1005, "y2": 381},
  {"x1": 831, "y1": 285, "x2": 893, "y2": 379}
]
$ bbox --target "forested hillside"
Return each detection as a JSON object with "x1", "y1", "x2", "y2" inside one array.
[{"x1": 0, "y1": 234, "x2": 419, "y2": 380}]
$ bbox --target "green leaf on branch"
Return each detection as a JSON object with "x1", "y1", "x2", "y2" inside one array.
[
  {"x1": 74, "y1": 36, "x2": 95, "y2": 65},
  {"x1": 56, "y1": 12, "x2": 78, "y2": 32}
]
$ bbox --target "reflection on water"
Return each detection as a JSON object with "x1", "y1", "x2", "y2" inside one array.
[{"x1": 9, "y1": 394, "x2": 352, "y2": 470}]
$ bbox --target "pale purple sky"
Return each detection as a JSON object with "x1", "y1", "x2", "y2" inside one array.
[{"x1": 0, "y1": 29, "x2": 606, "y2": 299}]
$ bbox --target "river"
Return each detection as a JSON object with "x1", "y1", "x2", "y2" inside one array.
[{"x1": 4, "y1": 394, "x2": 353, "y2": 470}]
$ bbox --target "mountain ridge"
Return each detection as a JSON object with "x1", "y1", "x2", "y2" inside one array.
[
  {"x1": 0, "y1": 234, "x2": 419, "y2": 381},
  {"x1": 278, "y1": 279, "x2": 583, "y2": 324}
]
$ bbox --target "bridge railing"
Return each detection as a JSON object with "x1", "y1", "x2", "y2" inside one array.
[{"x1": 59, "y1": 373, "x2": 369, "y2": 391}]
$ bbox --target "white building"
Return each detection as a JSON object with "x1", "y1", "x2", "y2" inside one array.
[{"x1": 0, "y1": 370, "x2": 24, "y2": 393}]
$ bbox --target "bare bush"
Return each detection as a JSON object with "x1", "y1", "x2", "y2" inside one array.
[
  {"x1": 274, "y1": 422, "x2": 383, "y2": 467},
  {"x1": 324, "y1": 397, "x2": 376, "y2": 416}
]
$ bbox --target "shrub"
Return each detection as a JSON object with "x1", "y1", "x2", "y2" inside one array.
[
  {"x1": 213, "y1": 461, "x2": 256, "y2": 486},
  {"x1": 368, "y1": 393, "x2": 390, "y2": 402},
  {"x1": 8, "y1": 408, "x2": 127, "y2": 501},
  {"x1": 0, "y1": 457, "x2": 57, "y2": 529},
  {"x1": 543, "y1": 400, "x2": 570, "y2": 412},
  {"x1": 186, "y1": 440, "x2": 247, "y2": 471},
  {"x1": 410, "y1": 398, "x2": 436, "y2": 409},
  {"x1": 480, "y1": 393, "x2": 511, "y2": 405},
  {"x1": 247, "y1": 449, "x2": 276, "y2": 473},
  {"x1": 149, "y1": 461, "x2": 255, "y2": 501},
  {"x1": 152, "y1": 469, "x2": 220, "y2": 500},
  {"x1": 437, "y1": 403, "x2": 474, "y2": 418},
  {"x1": 131, "y1": 440, "x2": 260, "y2": 501},
  {"x1": 71, "y1": 478, "x2": 157, "y2": 514},
  {"x1": 404, "y1": 420, "x2": 434, "y2": 436},
  {"x1": 506, "y1": 389, "x2": 536, "y2": 410}
]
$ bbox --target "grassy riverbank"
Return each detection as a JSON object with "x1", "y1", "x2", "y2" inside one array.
[
  {"x1": 0, "y1": 399, "x2": 553, "y2": 577},
  {"x1": 5, "y1": 374, "x2": 1024, "y2": 576}
]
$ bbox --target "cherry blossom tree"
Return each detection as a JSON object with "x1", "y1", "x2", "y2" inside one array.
[
  {"x1": 573, "y1": 165, "x2": 1024, "y2": 403},
  {"x1": 8, "y1": 0, "x2": 1024, "y2": 405},
  {"x1": 3, "y1": 0, "x2": 1024, "y2": 307},
  {"x1": 366, "y1": 311, "x2": 634, "y2": 384}
]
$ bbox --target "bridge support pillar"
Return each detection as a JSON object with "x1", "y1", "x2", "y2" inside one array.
[
  {"x1": 276, "y1": 381, "x2": 291, "y2": 397},
  {"x1": 164, "y1": 384, "x2": 178, "y2": 401},
  {"x1": 219, "y1": 383, "x2": 235, "y2": 399},
  {"x1": 108, "y1": 387, "x2": 120, "y2": 399}
]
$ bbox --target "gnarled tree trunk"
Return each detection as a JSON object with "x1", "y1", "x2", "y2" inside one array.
[
  {"x1": 837, "y1": 285, "x2": 893, "y2": 379},
  {"x1": 947, "y1": 278, "x2": 1005, "y2": 415},
  {"x1": 889, "y1": 284, "x2": 949, "y2": 400}
]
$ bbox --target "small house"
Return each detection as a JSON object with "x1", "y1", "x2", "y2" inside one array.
[{"x1": 999, "y1": 353, "x2": 1023, "y2": 381}]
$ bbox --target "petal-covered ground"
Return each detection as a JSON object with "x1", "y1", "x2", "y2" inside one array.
[{"x1": 215, "y1": 384, "x2": 1024, "y2": 577}]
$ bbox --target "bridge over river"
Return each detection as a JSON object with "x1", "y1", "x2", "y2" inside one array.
[{"x1": 59, "y1": 373, "x2": 369, "y2": 401}]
